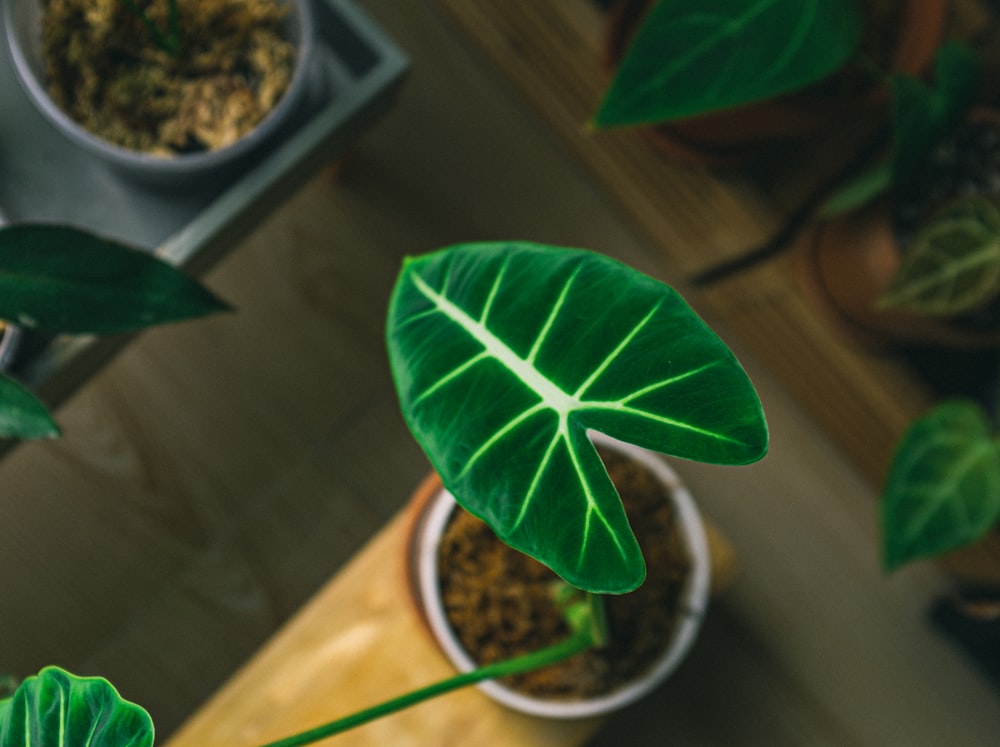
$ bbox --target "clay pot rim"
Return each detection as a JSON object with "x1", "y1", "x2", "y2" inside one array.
[
  {"x1": 408, "y1": 430, "x2": 712, "y2": 719},
  {"x1": 3, "y1": 0, "x2": 316, "y2": 183}
]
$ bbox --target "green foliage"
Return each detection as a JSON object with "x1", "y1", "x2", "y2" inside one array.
[
  {"x1": 593, "y1": 0, "x2": 863, "y2": 129},
  {"x1": 387, "y1": 242, "x2": 767, "y2": 593},
  {"x1": 879, "y1": 195, "x2": 1000, "y2": 315},
  {"x1": 882, "y1": 400, "x2": 1000, "y2": 570},
  {"x1": 0, "y1": 224, "x2": 227, "y2": 439},
  {"x1": 0, "y1": 225, "x2": 228, "y2": 335},
  {"x1": 823, "y1": 41, "x2": 980, "y2": 215},
  {"x1": 120, "y1": 0, "x2": 181, "y2": 55},
  {"x1": 0, "y1": 666, "x2": 153, "y2": 747},
  {"x1": 0, "y1": 375, "x2": 59, "y2": 438},
  {"x1": 890, "y1": 42, "x2": 980, "y2": 180}
]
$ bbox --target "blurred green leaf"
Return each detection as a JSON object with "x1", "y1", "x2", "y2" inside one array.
[
  {"x1": 880, "y1": 195, "x2": 1000, "y2": 315},
  {"x1": 388, "y1": 242, "x2": 767, "y2": 593},
  {"x1": 0, "y1": 225, "x2": 228, "y2": 334},
  {"x1": 882, "y1": 400, "x2": 1000, "y2": 570},
  {"x1": 891, "y1": 41, "x2": 980, "y2": 180},
  {"x1": 593, "y1": 0, "x2": 862, "y2": 128},
  {"x1": 822, "y1": 42, "x2": 980, "y2": 215},
  {"x1": 0, "y1": 373, "x2": 59, "y2": 439},
  {"x1": 820, "y1": 162, "x2": 892, "y2": 216},
  {"x1": 0, "y1": 666, "x2": 153, "y2": 747}
]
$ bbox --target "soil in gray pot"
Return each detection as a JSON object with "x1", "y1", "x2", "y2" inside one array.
[{"x1": 41, "y1": 0, "x2": 297, "y2": 154}]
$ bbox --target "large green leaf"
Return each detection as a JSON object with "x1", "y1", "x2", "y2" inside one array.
[
  {"x1": 0, "y1": 225, "x2": 228, "y2": 334},
  {"x1": 593, "y1": 0, "x2": 862, "y2": 128},
  {"x1": 0, "y1": 666, "x2": 153, "y2": 747},
  {"x1": 388, "y1": 242, "x2": 767, "y2": 593},
  {"x1": 0, "y1": 373, "x2": 59, "y2": 439},
  {"x1": 879, "y1": 195, "x2": 1000, "y2": 315},
  {"x1": 882, "y1": 401, "x2": 1000, "y2": 571}
]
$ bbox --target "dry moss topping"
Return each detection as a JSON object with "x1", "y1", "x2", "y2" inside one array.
[{"x1": 42, "y1": 0, "x2": 297, "y2": 155}]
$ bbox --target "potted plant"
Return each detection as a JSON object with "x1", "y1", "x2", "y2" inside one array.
[
  {"x1": 0, "y1": 240, "x2": 768, "y2": 743},
  {"x1": 4, "y1": 0, "x2": 315, "y2": 182},
  {"x1": 881, "y1": 398, "x2": 1000, "y2": 575},
  {"x1": 594, "y1": 0, "x2": 948, "y2": 166},
  {"x1": 0, "y1": 222, "x2": 227, "y2": 439},
  {"x1": 797, "y1": 41, "x2": 1000, "y2": 350}
]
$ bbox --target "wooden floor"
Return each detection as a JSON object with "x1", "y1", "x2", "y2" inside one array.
[{"x1": 3, "y1": 1, "x2": 1000, "y2": 744}]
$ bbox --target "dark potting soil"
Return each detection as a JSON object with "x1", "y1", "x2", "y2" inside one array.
[
  {"x1": 436, "y1": 446, "x2": 693, "y2": 700},
  {"x1": 892, "y1": 118, "x2": 1000, "y2": 242}
]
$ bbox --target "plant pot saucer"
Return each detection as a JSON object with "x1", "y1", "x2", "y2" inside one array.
[{"x1": 405, "y1": 433, "x2": 734, "y2": 719}]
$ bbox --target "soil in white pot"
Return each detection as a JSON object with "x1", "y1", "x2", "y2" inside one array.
[
  {"x1": 41, "y1": 0, "x2": 297, "y2": 154},
  {"x1": 436, "y1": 445, "x2": 692, "y2": 700}
]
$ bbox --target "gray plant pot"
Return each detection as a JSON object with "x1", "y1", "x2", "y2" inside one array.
[{"x1": 4, "y1": 0, "x2": 316, "y2": 184}]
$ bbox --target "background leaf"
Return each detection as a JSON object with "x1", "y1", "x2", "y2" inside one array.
[
  {"x1": 0, "y1": 225, "x2": 228, "y2": 334},
  {"x1": 593, "y1": 0, "x2": 862, "y2": 128},
  {"x1": 821, "y1": 42, "x2": 980, "y2": 215},
  {"x1": 879, "y1": 195, "x2": 1000, "y2": 315},
  {"x1": 0, "y1": 373, "x2": 59, "y2": 439},
  {"x1": 882, "y1": 400, "x2": 1000, "y2": 570},
  {"x1": 388, "y1": 242, "x2": 767, "y2": 593},
  {"x1": 0, "y1": 666, "x2": 153, "y2": 747},
  {"x1": 890, "y1": 41, "x2": 980, "y2": 181}
]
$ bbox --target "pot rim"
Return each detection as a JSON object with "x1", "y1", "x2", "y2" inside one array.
[
  {"x1": 3, "y1": 0, "x2": 316, "y2": 181},
  {"x1": 412, "y1": 430, "x2": 712, "y2": 719}
]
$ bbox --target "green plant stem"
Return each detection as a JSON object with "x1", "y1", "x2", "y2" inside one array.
[
  {"x1": 119, "y1": 0, "x2": 181, "y2": 55},
  {"x1": 256, "y1": 626, "x2": 595, "y2": 747}
]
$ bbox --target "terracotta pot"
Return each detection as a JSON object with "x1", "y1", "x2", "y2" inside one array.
[
  {"x1": 406, "y1": 431, "x2": 711, "y2": 719},
  {"x1": 4, "y1": 0, "x2": 316, "y2": 184},
  {"x1": 798, "y1": 105, "x2": 1000, "y2": 350},
  {"x1": 796, "y1": 200, "x2": 1000, "y2": 350},
  {"x1": 602, "y1": 0, "x2": 950, "y2": 166}
]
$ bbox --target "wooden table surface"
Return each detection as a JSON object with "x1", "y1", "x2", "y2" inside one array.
[{"x1": 4, "y1": 2, "x2": 1000, "y2": 745}]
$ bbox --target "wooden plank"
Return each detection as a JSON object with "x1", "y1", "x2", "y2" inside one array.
[{"x1": 164, "y1": 504, "x2": 737, "y2": 747}]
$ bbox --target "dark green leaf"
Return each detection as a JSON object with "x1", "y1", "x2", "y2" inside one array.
[
  {"x1": 882, "y1": 400, "x2": 1000, "y2": 571},
  {"x1": 880, "y1": 195, "x2": 1000, "y2": 315},
  {"x1": 891, "y1": 41, "x2": 980, "y2": 181},
  {"x1": 0, "y1": 373, "x2": 59, "y2": 439},
  {"x1": 0, "y1": 666, "x2": 153, "y2": 747},
  {"x1": 0, "y1": 225, "x2": 228, "y2": 334},
  {"x1": 593, "y1": 0, "x2": 862, "y2": 128},
  {"x1": 388, "y1": 242, "x2": 767, "y2": 593}
]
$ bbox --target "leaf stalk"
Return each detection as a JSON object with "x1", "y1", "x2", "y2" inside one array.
[{"x1": 255, "y1": 595, "x2": 601, "y2": 747}]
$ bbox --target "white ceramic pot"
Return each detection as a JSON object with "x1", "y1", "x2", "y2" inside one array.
[
  {"x1": 4, "y1": 0, "x2": 315, "y2": 184},
  {"x1": 411, "y1": 431, "x2": 712, "y2": 719}
]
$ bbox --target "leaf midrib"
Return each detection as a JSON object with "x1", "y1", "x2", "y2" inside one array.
[{"x1": 409, "y1": 269, "x2": 743, "y2": 453}]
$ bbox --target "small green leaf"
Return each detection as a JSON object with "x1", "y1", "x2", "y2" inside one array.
[
  {"x1": 880, "y1": 195, "x2": 1000, "y2": 315},
  {"x1": 0, "y1": 373, "x2": 59, "y2": 439},
  {"x1": 891, "y1": 41, "x2": 980, "y2": 182},
  {"x1": 0, "y1": 666, "x2": 153, "y2": 747},
  {"x1": 882, "y1": 400, "x2": 1000, "y2": 571},
  {"x1": 0, "y1": 225, "x2": 228, "y2": 334},
  {"x1": 388, "y1": 242, "x2": 767, "y2": 593},
  {"x1": 820, "y1": 161, "x2": 893, "y2": 216},
  {"x1": 593, "y1": 0, "x2": 862, "y2": 128}
]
